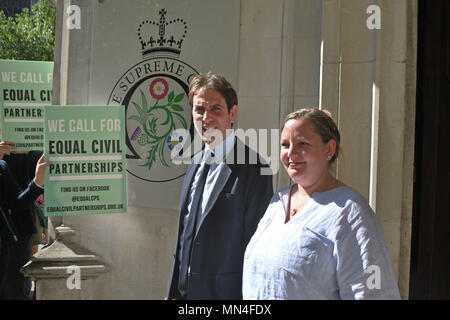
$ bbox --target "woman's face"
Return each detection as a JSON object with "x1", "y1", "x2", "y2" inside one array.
[{"x1": 280, "y1": 118, "x2": 335, "y2": 189}]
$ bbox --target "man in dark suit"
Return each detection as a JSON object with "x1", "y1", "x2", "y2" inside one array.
[
  {"x1": 166, "y1": 72, "x2": 273, "y2": 300},
  {"x1": 0, "y1": 141, "x2": 43, "y2": 299},
  {"x1": 0, "y1": 152, "x2": 50, "y2": 298}
]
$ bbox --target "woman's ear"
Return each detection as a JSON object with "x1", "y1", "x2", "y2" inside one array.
[{"x1": 326, "y1": 139, "x2": 337, "y2": 159}]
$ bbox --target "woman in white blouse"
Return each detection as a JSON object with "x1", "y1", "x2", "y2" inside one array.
[{"x1": 242, "y1": 108, "x2": 400, "y2": 300}]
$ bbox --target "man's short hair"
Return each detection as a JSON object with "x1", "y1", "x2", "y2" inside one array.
[{"x1": 188, "y1": 72, "x2": 238, "y2": 111}]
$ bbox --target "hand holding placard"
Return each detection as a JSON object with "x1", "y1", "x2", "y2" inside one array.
[
  {"x1": 34, "y1": 154, "x2": 52, "y2": 187},
  {"x1": 0, "y1": 141, "x2": 17, "y2": 159}
]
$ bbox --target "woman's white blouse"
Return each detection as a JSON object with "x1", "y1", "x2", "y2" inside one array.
[{"x1": 242, "y1": 186, "x2": 401, "y2": 300}]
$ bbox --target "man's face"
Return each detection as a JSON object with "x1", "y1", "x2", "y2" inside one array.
[{"x1": 192, "y1": 88, "x2": 238, "y2": 147}]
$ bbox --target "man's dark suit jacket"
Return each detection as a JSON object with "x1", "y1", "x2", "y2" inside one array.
[
  {"x1": 0, "y1": 159, "x2": 43, "y2": 297},
  {"x1": 0, "y1": 159, "x2": 43, "y2": 240},
  {"x1": 167, "y1": 137, "x2": 273, "y2": 300},
  {"x1": 3, "y1": 151, "x2": 43, "y2": 236}
]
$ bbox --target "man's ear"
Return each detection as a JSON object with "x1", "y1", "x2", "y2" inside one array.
[{"x1": 229, "y1": 105, "x2": 238, "y2": 124}]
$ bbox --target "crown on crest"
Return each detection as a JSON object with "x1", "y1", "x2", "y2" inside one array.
[{"x1": 138, "y1": 8, "x2": 187, "y2": 58}]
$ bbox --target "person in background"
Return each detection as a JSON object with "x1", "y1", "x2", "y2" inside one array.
[
  {"x1": 31, "y1": 194, "x2": 47, "y2": 256},
  {"x1": 242, "y1": 108, "x2": 401, "y2": 299},
  {"x1": 166, "y1": 72, "x2": 273, "y2": 299},
  {"x1": 0, "y1": 141, "x2": 48, "y2": 299}
]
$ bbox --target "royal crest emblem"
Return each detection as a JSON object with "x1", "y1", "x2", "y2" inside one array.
[{"x1": 107, "y1": 9, "x2": 199, "y2": 182}]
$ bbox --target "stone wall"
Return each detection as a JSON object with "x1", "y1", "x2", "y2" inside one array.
[{"x1": 46, "y1": 0, "x2": 416, "y2": 299}]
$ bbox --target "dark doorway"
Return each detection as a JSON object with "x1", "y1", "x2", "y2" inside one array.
[{"x1": 409, "y1": 0, "x2": 450, "y2": 299}]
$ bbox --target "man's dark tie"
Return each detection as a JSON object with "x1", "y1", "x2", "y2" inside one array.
[{"x1": 178, "y1": 161, "x2": 211, "y2": 298}]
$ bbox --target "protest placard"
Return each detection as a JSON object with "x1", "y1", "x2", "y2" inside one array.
[
  {"x1": 0, "y1": 59, "x2": 53, "y2": 150},
  {"x1": 44, "y1": 105, "x2": 127, "y2": 216}
]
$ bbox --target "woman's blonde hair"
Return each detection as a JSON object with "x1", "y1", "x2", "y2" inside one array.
[{"x1": 282, "y1": 108, "x2": 341, "y2": 163}]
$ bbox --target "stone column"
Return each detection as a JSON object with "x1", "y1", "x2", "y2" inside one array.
[
  {"x1": 21, "y1": 225, "x2": 110, "y2": 300},
  {"x1": 320, "y1": 0, "x2": 417, "y2": 298}
]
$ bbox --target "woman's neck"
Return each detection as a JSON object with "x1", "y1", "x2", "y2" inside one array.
[{"x1": 296, "y1": 173, "x2": 343, "y2": 198}]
